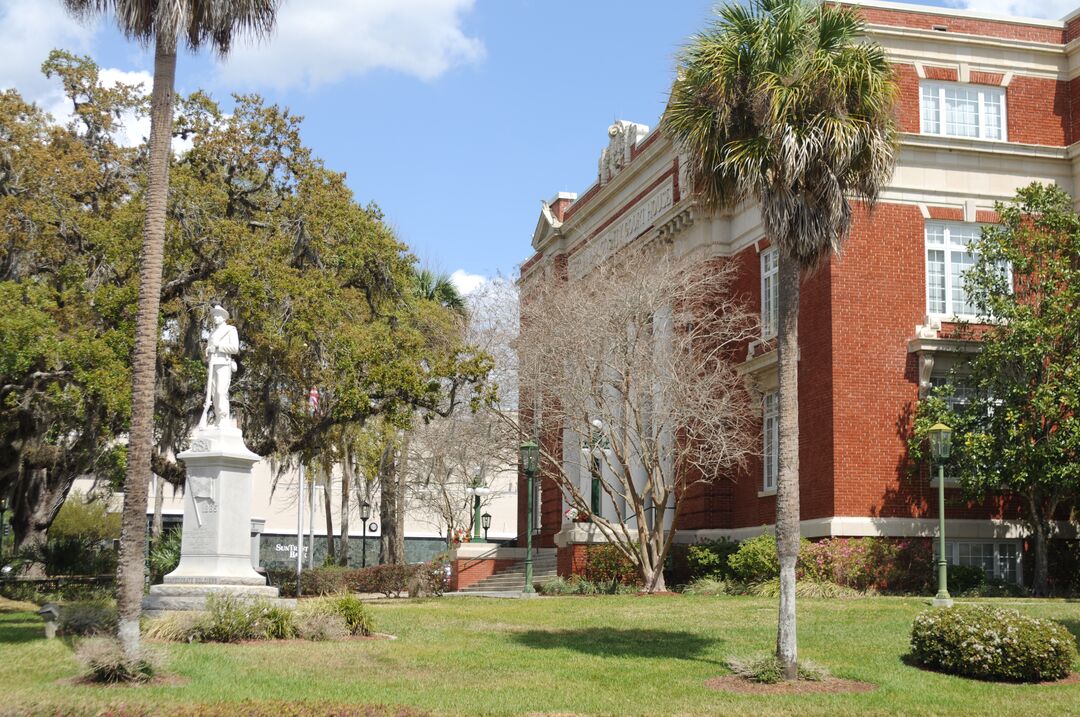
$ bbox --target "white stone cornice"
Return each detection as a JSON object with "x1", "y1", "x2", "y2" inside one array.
[{"x1": 899, "y1": 133, "x2": 1067, "y2": 160}]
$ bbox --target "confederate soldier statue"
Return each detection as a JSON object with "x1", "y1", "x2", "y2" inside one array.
[{"x1": 199, "y1": 305, "x2": 239, "y2": 428}]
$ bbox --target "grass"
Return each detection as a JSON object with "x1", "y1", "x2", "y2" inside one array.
[{"x1": 0, "y1": 594, "x2": 1078, "y2": 715}]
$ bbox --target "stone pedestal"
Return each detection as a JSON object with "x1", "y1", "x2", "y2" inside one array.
[{"x1": 143, "y1": 423, "x2": 291, "y2": 615}]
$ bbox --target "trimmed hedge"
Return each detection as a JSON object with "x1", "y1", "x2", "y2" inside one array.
[
  {"x1": 296, "y1": 559, "x2": 448, "y2": 598},
  {"x1": 583, "y1": 544, "x2": 641, "y2": 586},
  {"x1": 911, "y1": 605, "x2": 1077, "y2": 682}
]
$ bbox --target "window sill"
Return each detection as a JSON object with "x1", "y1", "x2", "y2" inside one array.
[{"x1": 758, "y1": 489, "x2": 777, "y2": 498}]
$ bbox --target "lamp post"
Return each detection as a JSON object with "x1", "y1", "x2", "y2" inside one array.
[
  {"x1": 0, "y1": 496, "x2": 7, "y2": 566},
  {"x1": 928, "y1": 422, "x2": 954, "y2": 607},
  {"x1": 466, "y1": 476, "x2": 493, "y2": 543},
  {"x1": 359, "y1": 501, "x2": 371, "y2": 568},
  {"x1": 520, "y1": 440, "x2": 539, "y2": 595},
  {"x1": 481, "y1": 512, "x2": 492, "y2": 542}
]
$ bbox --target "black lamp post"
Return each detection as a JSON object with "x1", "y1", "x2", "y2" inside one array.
[
  {"x1": 359, "y1": 500, "x2": 372, "y2": 568},
  {"x1": 0, "y1": 496, "x2": 7, "y2": 566},
  {"x1": 928, "y1": 422, "x2": 954, "y2": 607},
  {"x1": 520, "y1": 440, "x2": 540, "y2": 595},
  {"x1": 481, "y1": 511, "x2": 492, "y2": 542}
]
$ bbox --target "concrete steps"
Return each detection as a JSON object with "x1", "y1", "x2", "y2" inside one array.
[{"x1": 458, "y1": 553, "x2": 559, "y2": 593}]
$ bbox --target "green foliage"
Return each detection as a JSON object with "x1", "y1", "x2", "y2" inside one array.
[
  {"x1": 725, "y1": 655, "x2": 828, "y2": 684},
  {"x1": 800, "y1": 538, "x2": 934, "y2": 593},
  {"x1": 324, "y1": 594, "x2": 375, "y2": 636},
  {"x1": 367, "y1": 564, "x2": 416, "y2": 598},
  {"x1": 198, "y1": 594, "x2": 297, "y2": 642},
  {"x1": 727, "y1": 532, "x2": 782, "y2": 582},
  {"x1": 296, "y1": 595, "x2": 373, "y2": 638},
  {"x1": 682, "y1": 577, "x2": 743, "y2": 596},
  {"x1": 583, "y1": 544, "x2": 641, "y2": 586},
  {"x1": 911, "y1": 606, "x2": 1077, "y2": 682},
  {"x1": 748, "y1": 578, "x2": 862, "y2": 599},
  {"x1": 685, "y1": 538, "x2": 739, "y2": 581},
  {"x1": 536, "y1": 576, "x2": 637, "y2": 596},
  {"x1": 147, "y1": 529, "x2": 183, "y2": 585},
  {"x1": 58, "y1": 601, "x2": 117, "y2": 637},
  {"x1": 947, "y1": 564, "x2": 987, "y2": 596},
  {"x1": 75, "y1": 637, "x2": 163, "y2": 684},
  {"x1": 294, "y1": 611, "x2": 348, "y2": 642},
  {"x1": 48, "y1": 495, "x2": 120, "y2": 542},
  {"x1": 143, "y1": 611, "x2": 206, "y2": 643}
]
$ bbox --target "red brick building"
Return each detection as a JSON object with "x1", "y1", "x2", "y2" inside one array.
[{"x1": 517, "y1": 0, "x2": 1080, "y2": 586}]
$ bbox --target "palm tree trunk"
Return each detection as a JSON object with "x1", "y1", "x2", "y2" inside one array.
[
  {"x1": 775, "y1": 255, "x2": 801, "y2": 680},
  {"x1": 116, "y1": 34, "x2": 177, "y2": 658},
  {"x1": 339, "y1": 443, "x2": 351, "y2": 566}
]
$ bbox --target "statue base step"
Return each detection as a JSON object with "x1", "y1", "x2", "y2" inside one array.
[{"x1": 142, "y1": 582, "x2": 294, "y2": 617}]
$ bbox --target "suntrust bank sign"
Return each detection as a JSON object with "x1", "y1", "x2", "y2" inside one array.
[{"x1": 568, "y1": 178, "x2": 674, "y2": 280}]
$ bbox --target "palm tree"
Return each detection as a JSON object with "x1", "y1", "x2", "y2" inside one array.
[
  {"x1": 62, "y1": 0, "x2": 279, "y2": 657},
  {"x1": 664, "y1": 0, "x2": 896, "y2": 679},
  {"x1": 414, "y1": 268, "x2": 468, "y2": 316}
]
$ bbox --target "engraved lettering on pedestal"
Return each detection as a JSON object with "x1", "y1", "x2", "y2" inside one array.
[{"x1": 191, "y1": 439, "x2": 211, "y2": 452}]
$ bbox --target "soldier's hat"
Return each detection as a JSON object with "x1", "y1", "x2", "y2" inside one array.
[{"x1": 210, "y1": 305, "x2": 229, "y2": 320}]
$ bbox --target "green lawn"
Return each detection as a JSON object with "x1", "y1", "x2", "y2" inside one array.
[{"x1": 1, "y1": 595, "x2": 1078, "y2": 716}]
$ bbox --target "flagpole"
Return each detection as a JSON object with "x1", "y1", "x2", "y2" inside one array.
[{"x1": 308, "y1": 475, "x2": 315, "y2": 569}]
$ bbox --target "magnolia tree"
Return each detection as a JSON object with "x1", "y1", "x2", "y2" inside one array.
[{"x1": 515, "y1": 251, "x2": 758, "y2": 592}]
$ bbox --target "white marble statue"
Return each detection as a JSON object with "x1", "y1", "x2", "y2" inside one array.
[{"x1": 200, "y1": 305, "x2": 239, "y2": 428}]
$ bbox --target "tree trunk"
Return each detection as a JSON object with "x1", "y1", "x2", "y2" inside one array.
[
  {"x1": 323, "y1": 470, "x2": 335, "y2": 563},
  {"x1": 151, "y1": 476, "x2": 165, "y2": 540},
  {"x1": 379, "y1": 442, "x2": 405, "y2": 564},
  {"x1": 1027, "y1": 493, "x2": 1055, "y2": 597},
  {"x1": 116, "y1": 35, "x2": 176, "y2": 658},
  {"x1": 339, "y1": 443, "x2": 351, "y2": 566},
  {"x1": 10, "y1": 467, "x2": 74, "y2": 577},
  {"x1": 775, "y1": 255, "x2": 801, "y2": 680}
]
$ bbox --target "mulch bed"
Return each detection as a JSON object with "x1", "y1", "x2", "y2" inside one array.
[{"x1": 704, "y1": 675, "x2": 876, "y2": 695}]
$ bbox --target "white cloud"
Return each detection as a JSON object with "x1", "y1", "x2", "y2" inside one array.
[
  {"x1": 949, "y1": 0, "x2": 1077, "y2": 19},
  {"x1": 0, "y1": 0, "x2": 97, "y2": 113},
  {"x1": 216, "y1": 0, "x2": 485, "y2": 90},
  {"x1": 450, "y1": 269, "x2": 487, "y2": 296}
]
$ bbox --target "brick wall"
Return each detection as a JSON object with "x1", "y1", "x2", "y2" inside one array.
[
  {"x1": 450, "y1": 557, "x2": 519, "y2": 591},
  {"x1": 857, "y1": 6, "x2": 1064, "y2": 44},
  {"x1": 1007, "y1": 76, "x2": 1068, "y2": 146},
  {"x1": 557, "y1": 544, "x2": 588, "y2": 578}
]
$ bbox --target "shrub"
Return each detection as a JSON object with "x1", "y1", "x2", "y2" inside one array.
[
  {"x1": 266, "y1": 568, "x2": 298, "y2": 598},
  {"x1": 686, "y1": 538, "x2": 739, "y2": 581},
  {"x1": 295, "y1": 611, "x2": 348, "y2": 641},
  {"x1": 299, "y1": 595, "x2": 374, "y2": 636},
  {"x1": 199, "y1": 594, "x2": 296, "y2": 642},
  {"x1": 727, "y1": 533, "x2": 781, "y2": 582},
  {"x1": 583, "y1": 544, "x2": 641, "y2": 586},
  {"x1": 59, "y1": 601, "x2": 117, "y2": 637},
  {"x1": 143, "y1": 612, "x2": 206, "y2": 643},
  {"x1": 911, "y1": 605, "x2": 1078, "y2": 682},
  {"x1": 147, "y1": 529, "x2": 182, "y2": 585},
  {"x1": 299, "y1": 567, "x2": 352, "y2": 596},
  {"x1": 75, "y1": 637, "x2": 163, "y2": 684},
  {"x1": 536, "y1": 576, "x2": 634, "y2": 596},
  {"x1": 422, "y1": 557, "x2": 450, "y2": 597},
  {"x1": 537, "y1": 577, "x2": 570, "y2": 595},
  {"x1": 947, "y1": 564, "x2": 987, "y2": 595},
  {"x1": 367, "y1": 564, "x2": 416, "y2": 598},
  {"x1": 725, "y1": 655, "x2": 828, "y2": 684}
]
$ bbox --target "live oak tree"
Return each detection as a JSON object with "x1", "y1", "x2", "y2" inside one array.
[
  {"x1": 517, "y1": 251, "x2": 758, "y2": 593},
  {"x1": 2, "y1": 53, "x2": 490, "y2": 599},
  {"x1": 909, "y1": 183, "x2": 1080, "y2": 596},
  {"x1": 664, "y1": 0, "x2": 897, "y2": 676},
  {"x1": 0, "y1": 55, "x2": 139, "y2": 569}
]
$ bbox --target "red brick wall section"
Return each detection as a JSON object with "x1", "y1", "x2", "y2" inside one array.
[
  {"x1": 969, "y1": 71, "x2": 1004, "y2": 86},
  {"x1": 1068, "y1": 76, "x2": 1080, "y2": 145},
  {"x1": 856, "y1": 6, "x2": 1064, "y2": 44},
  {"x1": 895, "y1": 64, "x2": 921, "y2": 134},
  {"x1": 451, "y1": 558, "x2": 519, "y2": 591},
  {"x1": 1007, "y1": 77, "x2": 1068, "y2": 146},
  {"x1": 923, "y1": 66, "x2": 958, "y2": 82},
  {"x1": 927, "y1": 207, "x2": 963, "y2": 221},
  {"x1": 1067, "y1": 17, "x2": 1080, "y2": 44},
  {"x1": 557, "y1": 544, "x2": 588, "y2": 578}
]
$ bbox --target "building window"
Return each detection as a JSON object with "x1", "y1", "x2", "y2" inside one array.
[
  {"x1": 920, "y1": 82, "x2": 1006, "y2": 141},
  {"x1": 925, "y1": 222, "x2": 985, "y2": 318},
  {"x1": 762, "y1": 391, "x2": 778, "y2": 493},
  {"x1": 934, "y1": 540, "x2": 1021, "y2": 584},
  {"x1": 760, "y1": 247, "x2": 778, "y2": 339}
]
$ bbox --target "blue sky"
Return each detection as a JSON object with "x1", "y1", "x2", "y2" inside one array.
[{"x1": 1, "y1": 0, "x2": 1072, "y2": 292}]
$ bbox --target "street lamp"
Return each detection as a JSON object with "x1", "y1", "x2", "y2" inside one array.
[
  {"x1": 359, "y1": 500, "x2": 372, "y2": 568},
  {"x1": 0, "y1": 496, "x2": 7, "y2": 566},
  {"x1": 466, "y1": 476, "x2": 493, "y2": 543},
  {"x1": 481, "y1": 512, "x2": 492, "y2": 542},
  {"x1": 928, "y1": 422, "x2": 954, "y2": 607},
  {"x1": 520, "y1": 440, "x2": 540, "y2": 595}
]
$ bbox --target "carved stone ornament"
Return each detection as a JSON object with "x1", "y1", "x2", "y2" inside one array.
[{"x1": 598, "y1": 120, "x2": 650, "y2": 185}]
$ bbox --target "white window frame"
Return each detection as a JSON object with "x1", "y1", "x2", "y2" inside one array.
[
  {"x1": 925, "y1": 221, "x2": 986, "y2": 322},
  {"x1": 934, "y1": 540, "x2": 1022, "y2": 584},
  {"x1": 920, "y1": 80, "x2": 1007, "y2": 142},
  {"x1": 760, "y1": 247, "x2": 778, "y2": 340},
  {"x1": 762, "y1": 391, "x2": 778, "y2": 495}
]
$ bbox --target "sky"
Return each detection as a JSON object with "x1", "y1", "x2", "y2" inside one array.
[{"x1": 1, "y1": 0, "x2": 1075, "y2": 293}]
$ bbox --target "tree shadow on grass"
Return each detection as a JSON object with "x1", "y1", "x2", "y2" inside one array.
[
  {"x1": 0, "y1": 614, "x2": 44, "y2": 644},
  {"x1": 511, "y1": 628, "x2": 722, "y2": 663}
]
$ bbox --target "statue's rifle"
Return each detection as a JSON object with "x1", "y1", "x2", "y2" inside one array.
[{"x1": 198, "y1": 342, "x2": 214, "y2": 428}]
